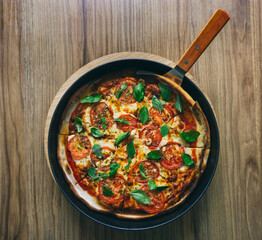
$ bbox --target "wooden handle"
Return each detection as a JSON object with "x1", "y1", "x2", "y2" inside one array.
[{"x1": 177, "y1": 9, "x2": 230, "y2": 72}]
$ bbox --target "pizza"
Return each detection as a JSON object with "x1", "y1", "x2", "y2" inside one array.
[{"x1": 57, "y1": 69, "x2": 210, "y2": 218}]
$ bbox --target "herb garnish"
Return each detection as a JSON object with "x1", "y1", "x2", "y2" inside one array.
[
  {"x1": 129, "y1": 189, "x2": 151, "y2": 204},
  {"x1": 91, "y1": 127, "x2": 104, "y2": 138},
  {"x1": 139, "y1": 106, "x2": 149, "y2": 124},
  {"x1": 114, "y1": 117, "x2": 130, "y2": 125},
  {"x1": 74, "y1": 116, "x2": 83, "y2": 132},
  {"x1": 160, "y1": 125, "x2": 169, "y2": 137},
  {"x1": 133, "y1": 82, "x2": 145, "y2": 102},
  {"x1": 182, "y1": 152, "x2": 195, "y2": 167},
  {"x1": 116, "y1": 82, "x2": 127, "y2": 98},
  {"x1": 158, "y1": 83, "x2": 171, "y2": 102},
  {"x1": 80, "y1": 93, "x2": 102, "y2": 103},
  {"x1": 152, "y1": 95, "x2": 163, "y2": 112},
  {"x1": 180, "y1": 130, "x2": 200, "y2": 142},
  {"x1": 147, "y1": 150, "x2": 162, "y2": 160}
]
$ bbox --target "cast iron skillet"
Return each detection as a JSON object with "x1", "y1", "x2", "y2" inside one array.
[{"x1": 48, "y1": 58, "x2": 219, "y2": 230}]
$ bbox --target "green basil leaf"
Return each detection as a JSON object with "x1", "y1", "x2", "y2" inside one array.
[
  {"x1": 152, "y1": 95, "x2": 163, "y2": 112},
  {"x1": 125, "y1": 157, "x2": 132, "y2": 170},
  {"x1": 115, "y1": 131, "x2": 130, "y2": 146},
  {"x1": 92, "y1": 144, "x2": 102, "y2": 159},
  {"x1": 180, "y1": 130, "x2": 200, "y2": 143},
  {"x1": 139, "y1": 106, "x2": 149, "y2": 124},
  {"x1": 148, "y1": 179, "x2": 157, "y2": 190},
  {"x1": 87, "y1": 167, "x2": 99, "y2": 181},
  {"x1": 116, "y1": 82, "x2": 127, "y2": 98},
  {"x1": 175, "y1": 94, "x2": 183, "y2": 112},
  {"x1": 114, "y1": 117, "x2": 130, "y2": 125},
  {"x1": 101, "y1": 117, "x2": 107, "y2": 130},
  {"x1": 74, "y1": 116, "x2": 83, "y2": 132},
  {"x1": 155, "y1": 185, "x2": 170, "y2": 192},
  {"x1": 139, "y1": 162, "x2": 147, "y2": 179},
  {"x1": 91, "y1": 127, "x2": 104, "y2": 138},
  {"x1": 160, "y1": 125, "x2": 169, "y2": 137},
  {"x1": 129, "y1": 189, "x2": 151, "y2": 204},
  {"x1": 133, "y1": 82, "x2": 145, "y2": 102},
  {"x1": 182, "y1": 152, "x2": 195, "y2": 167},
  {"x1": 109, "y1": 162, "x2": 120, "y2": 177},
  {"x1": 158, "y1": 83, "x2": 171, "y2": 102},
  {"x1": 147, "y1": 150, "x2": 162, "y2": 160},
  {"x1": 99, "y1": 172, "x2": 110, "y2": 178},
  {"x1": 80, "y1": 93, "x2": 102, "y2": 103},
  {"x1": 127, "y1": 141, "x2": 135, "y2": 158},
  {"x1": 103, "y1": 188, "x2": 114, "y2": 197}
]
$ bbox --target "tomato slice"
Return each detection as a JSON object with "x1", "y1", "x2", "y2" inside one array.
[
  {"x1": 129, "y1": 160, "x2": 159, "y2": 183},
  {"x1": 138, "y1": 185, "x2": 165, "y2": 214},
  {"x1": 139, "y1": 125, "x2": 162, "y2": 149},
  {"x1": 90, "y1": 146, "x2": 115, "y2": 171},
  {"x1": 149, "y1": 104, "x2": 175, "y2": 125},
  {"x1": 90, "y1": 102, "x2": 114, "y2": 130},
  {"x1": 98, "y1": 175, "x2": 125, "y2": 204},
  {"x1": 160, "y1": 142, "x2": 184, "y2": 170},
  {"x1": 78, "y1": 177, "x2": 97, "y2": 197},
  {"x1": 114, "y1": 77, "x2": 137, "y2": 104},
  {"x1": 98, "y1": 80, "x2": 119, "y2": 97},
  {"x1": 69, "y1": 103, "x2": 87, "y2": 133},
  {"x1": 115, "y1": 114, "x2": 138, "y2": 132},
  {"x1": 67, "y1": 135, "x2": 91, "y2": 160},
  {"x1": 145, "y1": 84, "x2": 161, "y2": 99}
]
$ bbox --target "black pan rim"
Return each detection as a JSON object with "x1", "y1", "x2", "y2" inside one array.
[{"x1": 47, "y1": 58, "x2": 220, "y2": 230}]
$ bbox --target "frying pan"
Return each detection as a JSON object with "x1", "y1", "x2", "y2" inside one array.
[{"x1": 45, "y1": 10, "x2": 229, "y2": 230}]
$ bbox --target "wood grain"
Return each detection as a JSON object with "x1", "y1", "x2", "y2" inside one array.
[{"x1": 1, "y1": 0, "x2": 261, "y2": 239}]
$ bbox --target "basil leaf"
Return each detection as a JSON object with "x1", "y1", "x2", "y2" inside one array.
[
  {"x1": 114, "y1": 118, "x2": 130, "y2": 125},
  {"x1": 133, "y1": 82, "x2": 145, "y2": 102},
  {"x1": 125, "y1": 157, "x2": 132, "y2": 170},
  {"x1": 147, "y1": 150, "x2": 162, "y2": 160},
  {"x1": 115, "y1": 131, "x2": 130, "y2": 146},
  {"x1": 87, "y1": 167, "x2": 99, "y2": 181},
  {"x1": 109, "y1": 162, "x2": 120, "y2": 177},
  {"x1": 92, "y1": 144, "x2": 102, "y2": 159},
  {"x1": 152, "y1": 95, "x2": 163, "y2": 112},
  {"x1": 148, "y1": 179, "x2": 170, "y2": 192},
  {"x1": 175, "y1": 94, "x2": 183, "y2": 112},
  {"x1": 91, "y1": 127, "x2": 104, "y2": 138},
  {"x1": 127, "y1": 141, "x2": 135, "y2": 158},
  {"x1": 158, "y1": 83, "x2": 171, "y2": 102},
  {"x1": 180, "y1": 130, "x2": 200, "y2": 143},
  {"x1": 148, "y1": 179, "x2": 157, "y2": 190},
  {"x1": 129, "y1": 189, "x2": 151, "y2": 204},
  {"x1": 101, "y1": 117, "x2": 107, "y2": 130},
  {"x1": 139, "y1": 106, "x2": 149, "y2": 124},
  {"x1": 74, "y1": 116, "x2": 83, "y2": 132},
  {"x1": 182, "y1": 152, "x2": 195, "y2": 167},
  {"x1": 103, "y1": 188, "x2": 114, "y2": 197},
  {"x1": 160, "y1": 125, "x2": 169, "y2": 137},
  {"x1": 116, "y1": 82, "x2": 127, "y2": 98},
  {"x1": 155, "y1": 185, "x2": 170, "y2": 192},
  {"x1": 80, "y1": 93, "x2": 102, "y2": 103},
  {"x1": 99, "y1": 172, "x2": 110, "y2": 178},
  {"x1": 139, "y1": 162, "x2": 147, "y2": 179}
]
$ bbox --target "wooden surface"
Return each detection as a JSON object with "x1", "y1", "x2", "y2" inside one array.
[{"x1": 1, "y1": 0, "x2": 261, "y2": 239}]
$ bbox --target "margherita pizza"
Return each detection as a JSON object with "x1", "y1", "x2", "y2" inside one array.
[{"x1": 57, "y1": 69, "x2": 210, "y2": 218}]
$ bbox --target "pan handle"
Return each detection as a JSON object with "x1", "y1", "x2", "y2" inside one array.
[{"x1": 164, "y1": 9, "x2": 230, "y2": 84}]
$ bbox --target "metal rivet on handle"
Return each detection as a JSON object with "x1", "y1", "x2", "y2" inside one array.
[
  {"x1": 195, "y1": 46, "x2": 200, "y2": 50},
  {"x1": 184, "y1": 60, "x2": 189, "y2": 65}
]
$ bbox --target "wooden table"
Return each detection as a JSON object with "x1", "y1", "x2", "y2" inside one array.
[{"x1": 1, "y1": 0, "x2": 261, "y2": 239}]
